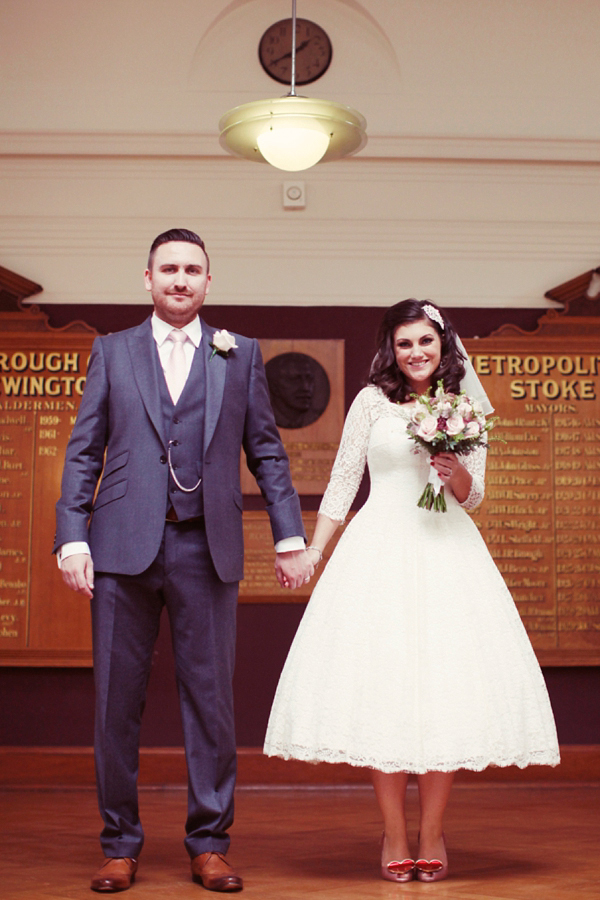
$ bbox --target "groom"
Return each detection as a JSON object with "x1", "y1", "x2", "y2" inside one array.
[{"x1": 54, "y1": 228, "x2": 312, "y2": 892}]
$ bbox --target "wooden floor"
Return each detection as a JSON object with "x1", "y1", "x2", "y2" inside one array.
[{"x1": 1, "y1": 783, "x2": 598, "y2": 899}]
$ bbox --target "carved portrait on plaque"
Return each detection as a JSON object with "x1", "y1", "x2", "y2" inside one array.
[
  {"x1": 240, "y1": 339, "x2": 344, "y2": 496},
  {"x1": 265, "y1": 352, "x2": 330, "y2": 429}
]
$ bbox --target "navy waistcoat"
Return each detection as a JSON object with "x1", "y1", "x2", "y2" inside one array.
[{"x1": 159, "y1": 345, "x2": 206, "y2": 520}]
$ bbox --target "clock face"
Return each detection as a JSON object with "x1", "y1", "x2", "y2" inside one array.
[{"x1": 259, "y1": 18, "x2": 332, "y2": 86}]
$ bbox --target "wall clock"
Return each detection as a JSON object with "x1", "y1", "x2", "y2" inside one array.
[{"x1": 258, "y1": 18, "x2": 332, "y2": 86}]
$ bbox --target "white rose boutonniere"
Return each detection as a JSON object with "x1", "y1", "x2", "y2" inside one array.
[{"x1": 210, "y1": 329, "x2": 238, "y2": 359}]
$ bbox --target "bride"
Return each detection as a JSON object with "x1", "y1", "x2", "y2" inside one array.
[{"x1": 264, "y1": 299, "x2": 559, "y2": 884}]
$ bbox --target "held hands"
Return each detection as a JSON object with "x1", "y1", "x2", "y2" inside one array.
[
  {"x1": 61, "y1": 553, "x2": 94, "y2": 599},
  {"x1": 275, "y1": 548, "x2": 315, "y2": 590},
  {"x1": 275, "y1": 514, "x2": 335, "y2": 589},
  {"x1": 275, "y1": 513, "x2": 337, "y2": 590}
]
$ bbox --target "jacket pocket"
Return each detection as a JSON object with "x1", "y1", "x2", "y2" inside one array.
[
  {"x1": 100, "y1": 449, "x2": 129, "y2": 481},
  {"x1": 94, "y1": 449, "x2": 129, "y2": 510},
  {"x1": 93, "y1": 478, "x2": 127, "y2": 511}
]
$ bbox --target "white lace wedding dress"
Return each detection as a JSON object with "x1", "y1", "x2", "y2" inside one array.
[{"x1": 264, "y1": 386, "x2": 560, "y2": 773}]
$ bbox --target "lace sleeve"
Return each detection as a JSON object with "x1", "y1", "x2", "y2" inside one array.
[
  {"x1": 319, "y1": 388, "x2": 375, "y2": 523},
  {"x1": 459, "y1": 438, "x2": 487, "y2": 510}
]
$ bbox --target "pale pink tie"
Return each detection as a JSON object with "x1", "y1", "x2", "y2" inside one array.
[{"x1": 164, "y1": 329, "x2": 188, "y2": 403}]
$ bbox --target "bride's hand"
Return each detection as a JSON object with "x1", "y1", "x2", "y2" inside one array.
[
  {"x1": 430, "y1": 452, "x2": 462, "y2": 484},
  {"x1": 430, "y1": 453, "x2": 472, "y2": 503}
]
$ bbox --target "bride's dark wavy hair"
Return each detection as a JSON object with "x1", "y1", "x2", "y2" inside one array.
[{"x1": 368, "y1": 299, "x2": 466, "y2": 403}]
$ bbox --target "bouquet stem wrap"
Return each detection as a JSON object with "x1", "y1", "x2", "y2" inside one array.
[{"x1": 418, "y1": 467, "x2": 447, "y2": 512}]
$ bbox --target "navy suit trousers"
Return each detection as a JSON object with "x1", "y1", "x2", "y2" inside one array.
[{"x1": 91, "y1": 518, "x2": 238, "y2": 859}]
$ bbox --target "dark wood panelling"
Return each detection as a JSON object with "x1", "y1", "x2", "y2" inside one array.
[{"x1": 2, "y1": 302, "x2": 597, "y2": 749}]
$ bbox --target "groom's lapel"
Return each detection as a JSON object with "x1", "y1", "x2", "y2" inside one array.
[
  {"x1": 202, "y1": 320, "x2": 227, "y2": 453},
  {"x1": 126, "y1": 318, "x2": 167, "y2": 447}
]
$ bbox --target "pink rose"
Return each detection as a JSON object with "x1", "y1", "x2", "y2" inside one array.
[
  {"x1": 410, "y1": 407, "x2": 429, "y2": 425},
  {"x1": 417, "y1": 415, "x2": 439, "y2": 441},
  {"x1": 446, "y1": 414, "x2": 465, "y2": 436},
  {"x1": 464, "y1": 420, "x2": 481, "y2": 437}
]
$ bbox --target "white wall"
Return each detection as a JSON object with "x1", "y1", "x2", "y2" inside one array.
[{"x1": 1, "y1": 0, "x2": 599, "y2": 308}]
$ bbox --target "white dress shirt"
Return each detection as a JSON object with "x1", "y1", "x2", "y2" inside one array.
[{"x1": 152, "y1": 312, "x2": 201, "y2": 382}]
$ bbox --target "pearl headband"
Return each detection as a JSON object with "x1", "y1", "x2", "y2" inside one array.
[{"x1": 422, "y1": 303, "x2": 444, "y2": 331}]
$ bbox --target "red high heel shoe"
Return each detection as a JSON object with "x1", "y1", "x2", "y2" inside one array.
[
  {"x1": 383, "y1": 859, "x2": 416, "y2": 883},
  {"x1": 415, "y1": 834, "x2": 448, "y2": 882},
  {"x1": 415, "y1": 858, "x2": 448, "y2": 882},
  {"x1": 380, "y1": 834, "x2": 415, "y2": 883}
]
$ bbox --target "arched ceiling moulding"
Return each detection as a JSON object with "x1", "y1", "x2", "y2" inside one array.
[{"x1": 188, "y1": 0, "x2": 401, "y2": 125}]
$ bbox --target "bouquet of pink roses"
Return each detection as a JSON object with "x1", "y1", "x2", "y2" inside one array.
[{"x1": 406, "y1": 381, "x2": 498, "y2": 512}]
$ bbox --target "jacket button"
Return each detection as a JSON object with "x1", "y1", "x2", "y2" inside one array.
[
  {"x1": 173, "y1": 416, "x2": 180, "y2": 424},
  {"x1": 160, "y1": 455, "x2": 167, "y2": 464},
  {"x1": 171, "y1": 487, "x2": 178, "y2": 493},
  {"x1": 171, "y1": 440, "x2": 180, "y2": 447}
]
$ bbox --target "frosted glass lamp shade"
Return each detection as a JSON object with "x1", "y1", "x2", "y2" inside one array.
[
  {"x1": 219, "y1": 96, "x2": 366, "y2": 170},
  {"x1": 256, "y1": 126, "x2": 330, "y2": 171}
]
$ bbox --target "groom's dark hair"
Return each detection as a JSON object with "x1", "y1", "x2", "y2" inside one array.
[{"x1": 148, "y1": 228, "x2": 210, "y2": 273}]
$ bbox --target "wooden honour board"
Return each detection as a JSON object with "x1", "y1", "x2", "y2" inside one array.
[
  {"x1": 463, "y1": 320, "x2": 600, "y2": 666},
  {"x1": 0, "y1": 311, "x2": 95, "y2": 665}
]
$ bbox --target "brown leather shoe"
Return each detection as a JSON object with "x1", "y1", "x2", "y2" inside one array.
[
  {"x1": 91, "y1": 857, "x2": 138, "y2": 892},
  {"x1": 191, "y1": 852, "x2": 243, "y2": 892}
]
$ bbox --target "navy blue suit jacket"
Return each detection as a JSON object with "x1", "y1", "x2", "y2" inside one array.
[{"x1": 54, "y1": 316, "x2": 305, "y2": 582}]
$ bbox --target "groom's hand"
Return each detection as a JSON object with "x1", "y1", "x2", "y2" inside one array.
[
  {"x1": 275, "y1": 549, "x2": 314, "y2": 590},
  {"x1": 61, "y1": 553, "x2": 95, "y2": 598}
]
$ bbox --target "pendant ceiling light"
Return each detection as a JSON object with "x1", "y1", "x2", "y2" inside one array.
[{"x1": 219, "y1": 1, "x2": 367, "y2": 171}]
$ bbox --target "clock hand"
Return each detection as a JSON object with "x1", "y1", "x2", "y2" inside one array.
[{"x1": 269, "y1": 38, "x2": 311, "y2": 67}]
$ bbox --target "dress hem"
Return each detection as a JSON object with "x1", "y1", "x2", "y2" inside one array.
[{"x1": 263, "y1": 746, "x2": 561, "y2": 775}]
